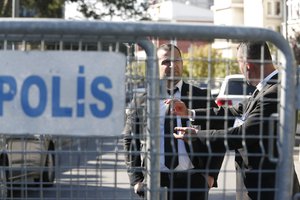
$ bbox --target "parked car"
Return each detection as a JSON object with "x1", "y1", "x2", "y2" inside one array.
[
  {"x1": 0, "y1": 135, "x2": 55, "y2": 199},
  {"x1": 216, "y1": 74, "x2": 256, "y2": 107}
]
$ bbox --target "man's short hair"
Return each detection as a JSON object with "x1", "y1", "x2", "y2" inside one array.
[
  {"x1": 238, "y1": 42, "x2": 272, "y2": 63},
  {"x1": 157, "y1": 43, "x2": 182, "y2": 57}
]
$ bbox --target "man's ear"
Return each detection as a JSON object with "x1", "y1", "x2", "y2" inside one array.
[{"x1": 246, "y1": 62, "x2": 254, "y2": 71}]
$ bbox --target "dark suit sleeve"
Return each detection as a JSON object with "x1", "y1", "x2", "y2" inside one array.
[
  {"x1": 186, "y1": 86, "x2": 233, "y2": 187},
  {"x1": 193, "y1": 100, "x2": 245, "y2": 130},
  {"x1": 189, "y1": 87, "x2": 248, "y2": 186},
  {"x1": 123, "y1": 94, "x2": 145, "y2": 186},
  {"x1": 197, "y1": 86, "x2": 278, "y2": 152}
]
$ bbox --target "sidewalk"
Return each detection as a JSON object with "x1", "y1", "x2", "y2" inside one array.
[
  {"x1": 295, "y1": 124, "x2": 300, "y2": 179},
  {"x1": 121, "y1": 126, "x2": 300, "y2": 200},
  {"x1": 209, "y1": 125, "x2": 300, "y2": 200},
  {"x1": 209, "y1": 151, "x2": 236, "y2": 200},
  {"x1": 209, "y1": 149, "x2": 300, "y2": 200}
]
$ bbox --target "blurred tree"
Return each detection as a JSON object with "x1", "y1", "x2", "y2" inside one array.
[
  {"x1": 182, "y1": 45, "x2": 240, "y2": 79},
  {"x1": 0, "y1": 0, "x2": 64, "y2": 17},
  {"x1": 0, "y1": 0, "x2": 12, "y2": 16},
  {"x1": 68, "y1": 0, "x2": 150, "y2": 20},
  {"x1": 1, "y1": 0, "x2": 149, "y2": 20},
  {"x1": 290, "y1": 31, "x2": 300, "y2": 66},
  {"x1": 34, "y1": 0, "x2": 65, "y2": 18}
]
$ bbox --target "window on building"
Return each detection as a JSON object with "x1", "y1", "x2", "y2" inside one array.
[
  {"x1": 292, "y1": 2, "x2": 297, "y2": 19},
  {"x1": 298, "y1": 1, "x2": 300, "y2": 18},
  {"x1": 275, "y1": 1, "x2": 281, "y2": 15},
  {"x1": 266, "y1": 0, "x2": 282, "y2": 17},
  {"x1": 267, "y1": 2, "x2": 272, "y2": 15},
  {"x1": 291, "y1": 0, "x2": 300, "y2": 19}
]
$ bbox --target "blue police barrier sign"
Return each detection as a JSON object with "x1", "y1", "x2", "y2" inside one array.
[{"x1": 0, "y1": 51, "x2": 126, "y2": 136}]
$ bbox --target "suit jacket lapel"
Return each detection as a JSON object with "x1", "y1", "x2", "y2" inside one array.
[
  {"x1": 254, "y1": 74, "x2": 278, "y2": 101},
  {"x1": 244, "y1": 74, "x2": 279, "y2": 114},
  {"x1": 180, "y1": 81, "x2": 189, "y2": 126},
  {"x1": 180, "y1": 82, "x2": 192, "y2": 153},
  {"x1": 181, "y1": 81, "x2": 189, "y2": 101}
]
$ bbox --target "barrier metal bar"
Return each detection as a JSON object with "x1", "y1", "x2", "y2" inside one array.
[
  {"x1": 0, "y1": 19, "x2": 296, "y2": 199},
  {"x1": 298, "y1": 67, "x2": 300, "y2": 109},
  {"x1": 138, "y1": 40, "x2": 160, "y2": 200}
]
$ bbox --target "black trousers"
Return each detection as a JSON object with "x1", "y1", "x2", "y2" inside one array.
[{"x1": 160, "y1": 171, "x2": 208, "y2": 200}]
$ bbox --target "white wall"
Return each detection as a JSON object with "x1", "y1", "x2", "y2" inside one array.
[
  {"x1": 64, "y1": 1, "x2": 84, "y2": 20},
  {"x1": 212, "y1": 0, "x2": 243, "y2": 58},
  {"x1": 148, "y1": 0, "x2": 213, "y2": 23},
  {"x1": 244, "y1": 0, "x2": 263, "y2": 27},
  {"x1": 213, "y1": 0, "x2": 243, "y2": 26}
]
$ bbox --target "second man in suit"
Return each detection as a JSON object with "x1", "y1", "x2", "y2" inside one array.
[{"x1": 171, "y1": 41, "x2": 300, "y2": 200}]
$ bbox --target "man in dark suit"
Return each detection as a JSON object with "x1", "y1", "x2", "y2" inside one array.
[
  {"x1": 123, "y1": 43, "x2": 224, "y2": 200},
  {"x1": 172, "y1": 41, "x2": 300, "y2": 200}
]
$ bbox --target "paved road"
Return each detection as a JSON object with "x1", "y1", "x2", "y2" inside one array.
[
  {"x1": 209, "y1": 148, "x2": 300, "y2": 200},
  {"x1": 9, "y1": 137, "x2": 138, "y2": 200},
  {"x1": 9, "y1": 134, "x2": 300, "y2": 200}
]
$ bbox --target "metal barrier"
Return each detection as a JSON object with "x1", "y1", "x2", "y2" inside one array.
[{"x1": 0, "y1": 19, "x2": 298, "y2": 200}]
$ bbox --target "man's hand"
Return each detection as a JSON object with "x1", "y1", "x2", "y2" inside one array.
[
  {"x1": 173, "y1": 127, "x2": 198, "y2": 142},
  {"x1": 165, "y1": 99, "x2": 189, "y2": 117},
  {"x1": 134, "y1": 182, "x2": 145, "y2": 197},
  {"x1": 207, "y1": 175, "x2": 214, "y2": 188}
]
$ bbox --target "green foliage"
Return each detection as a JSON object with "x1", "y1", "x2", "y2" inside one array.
[
  {"x1": 181, "y1": 45, "x2": 240, "y2": 79},
  {"x1": 0, "y1": 0, "x2": 12, "y2": 16},
  {"x1": 0, "y1": 0, "x2": 64, "y2": 17},
  {"x1": 34, "y1": 0, "x2": 65, "y2": 18},
  {"x1": 0, "y1": 0, "x2": 149, "y2": 19},
  {"x1": 290, "y1": 31, "x2": 300, "y2": 65},
  {"x1": 126, "y1": 60, "x2": 146, "y2": 88},
  {"x1": 69, "y1": 0, "x2": 150, "y2": 20}
]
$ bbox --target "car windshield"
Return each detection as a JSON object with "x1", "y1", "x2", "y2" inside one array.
[{"x1": 225, "y1": 79, "x2": 256, "y2": 95}]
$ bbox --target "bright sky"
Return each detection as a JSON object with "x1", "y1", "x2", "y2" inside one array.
[
  {"x1": 64, "y1": 2, "x2": 84, "y2": 20},
  {"x1": 65, "y1": 0, "x2": 144, "y2": 21},
  {"x1": 64, "y1": 1, "x2": 132, "y2": 21}
]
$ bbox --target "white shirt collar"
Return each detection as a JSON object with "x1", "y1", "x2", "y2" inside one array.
[
  {"x1": 168, "y1": 80, "x2": 183, "y2": 93},
  {"x1": 175, "y1": 80, "x2": 183, "y2": 93},
  {"x1": 256, "y1": 70, "x2": 278, "y2": 91}
]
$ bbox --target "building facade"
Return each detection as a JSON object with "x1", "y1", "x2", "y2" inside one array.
[
  {"x1": 285, "y1": 0, "x2": 300, "y2": 65},
  {"x1": 146, "y1": 0, "x2": 214, "y2": 54},
  {"x1": 212, "y1": 0, "x2": 283, "y2": 59}
]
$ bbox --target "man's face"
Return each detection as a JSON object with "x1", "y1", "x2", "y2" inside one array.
[
  {"x1": 237, "y1": 48, "x2": 255, "y2": 86},
  {"x1": 237, "y1": 49, "x2": 248, "y2": 78},
  {"x1": 157, "y1": 48, "x2": 183, "y2": 83}
]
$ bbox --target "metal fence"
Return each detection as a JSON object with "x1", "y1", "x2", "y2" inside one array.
[{"x1": 0, "y1": 19, "x2": 298, "y2": 200}]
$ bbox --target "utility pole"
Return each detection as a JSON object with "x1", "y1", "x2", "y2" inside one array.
[
  {"x1": 12, "y1": 0, "x2": 19, "y2": 18},
  {"x1": 283, "y1": 0, "x2": 288, "y2": 39}
]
